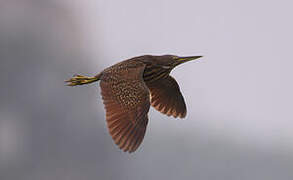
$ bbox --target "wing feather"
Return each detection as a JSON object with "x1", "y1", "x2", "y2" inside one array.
[
  {"x1": 147, "y1": 75, "x2": 187, "y2": 118},
  {"x1": 100, "y1": 61, "x2": 150, "y2": 152}
]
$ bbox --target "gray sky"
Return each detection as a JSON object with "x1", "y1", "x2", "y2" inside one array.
[{"x1": 1, "y1": 0, "x2": 293, "y2": 180}]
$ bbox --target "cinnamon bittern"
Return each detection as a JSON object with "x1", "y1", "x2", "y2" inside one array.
[{"x1": 65, "y1": 55, "x2": 202, "y2": 152}]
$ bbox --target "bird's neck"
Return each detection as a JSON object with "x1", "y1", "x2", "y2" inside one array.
[{"x1": 143, "y1": 65, "x2": 171, "y2": 83}]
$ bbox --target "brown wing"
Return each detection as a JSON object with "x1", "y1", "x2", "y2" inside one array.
[
  {"x1": 147, "y1": 75, "x2": 186, "y2": 118},
  {"x1": 100, "y1": 62, "x2": 150, "y2": 153}
]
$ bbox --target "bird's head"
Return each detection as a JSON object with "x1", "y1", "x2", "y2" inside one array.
[{"x1": 149, "y1": 55, "x2": 203, "y2": 70}]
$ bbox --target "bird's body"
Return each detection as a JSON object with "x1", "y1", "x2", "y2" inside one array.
[{"x1": 66, "y1": 55, "x2": 202, "y2": 152}]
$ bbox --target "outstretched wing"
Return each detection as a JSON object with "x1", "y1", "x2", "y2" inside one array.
[
  {"x1": 100, "y1": 61, "x2": 150, "y2": 152},
  {"x1": 147, "y1": 75, "x2": 186, "y2": 118}
]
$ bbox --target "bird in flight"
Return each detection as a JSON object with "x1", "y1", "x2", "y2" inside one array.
[{"x1": 65, "y1": 55, "x2": 202, "y2": 153}]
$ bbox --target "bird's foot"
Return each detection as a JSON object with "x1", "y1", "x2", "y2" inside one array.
[{"x1": 65, "y1": 74, "x2": 98, "y2": 86}]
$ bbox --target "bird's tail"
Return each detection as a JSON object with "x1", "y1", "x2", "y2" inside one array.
[{"x1": 65, "y1": 73, "x2": 102, "y2": 86}]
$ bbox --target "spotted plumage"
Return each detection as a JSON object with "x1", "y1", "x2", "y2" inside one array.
[{"x1": 65, "y1": 54, "x2": 202, "y2": 152}]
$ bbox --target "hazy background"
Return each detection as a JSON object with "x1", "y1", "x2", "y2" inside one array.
[{"x1": 1, "y1": 0, "x2": 293, "y2": 180}]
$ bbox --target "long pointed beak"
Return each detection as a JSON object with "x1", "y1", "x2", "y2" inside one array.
[{"x1": 177, "y1": 55, "x2": 203, "y2": 64}]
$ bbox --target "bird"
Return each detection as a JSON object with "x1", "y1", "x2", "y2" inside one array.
[{"x1": 65, "y1": 55, "x2": 202, "y2": 153}]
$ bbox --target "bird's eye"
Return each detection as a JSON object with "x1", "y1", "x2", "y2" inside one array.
[{"x1": 172, "y1": 56, "x2": 179, "y2": 60}]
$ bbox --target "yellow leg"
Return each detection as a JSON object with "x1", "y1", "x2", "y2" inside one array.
[{"x1": 65, "y1": 74, "x2": 99, "y2": 86}]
